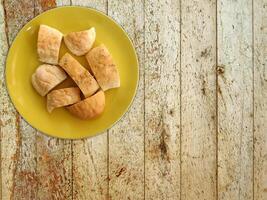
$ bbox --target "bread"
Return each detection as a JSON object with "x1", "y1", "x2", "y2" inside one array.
[
  {"x1": 85, "y1": 44, "x2": 120, "y2": 91},
  {"x1": 37, "y1": 25, "x2": 63, "y2": 64},
  {"x1": 32, "y1": 64, "x2": 67, "y2": 96},
  {"x1": 67, "y1": 90, "x2": 105, "y2": 119},
  {"x1": 59, "y1": 53, "x2": 99, "y2": 97},
  {"x1": 64, "y1": 27, "x2": 96, "y2": 56},
  {"x1": 47, "y1": 87, "x2": 81, "y2": 113}
]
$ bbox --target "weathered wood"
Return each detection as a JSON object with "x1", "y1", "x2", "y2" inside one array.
[
  {"x1": 180, "y1": 0, "x2": 217, "y2": 199},
  {"x1": 108, "y1": 1, "x2": 145, "y2": 199},
  {"x1": 217, "y1": 0, "x2": 254, "y2": 199},
  {"x1": 1, "y1": 1, "x2": 37, "y2": 199},
  {"x1": 56, "y1": 0, "x2": 70, "y2": 6},
  {"x1": 254, "y1": 0, "x2": 267, "y2": 199},
  {"x1": 36, "y1": 135, "x2": 72, "y2": 199},
  {"x1": 71, "y1": 1, "x2": 109, "y2": 199},
  {"x1": 0, "y1": 2, "x2": 18, "y2": 199},
  {"x1": 12, "y1": 120, "x2": 38, "y2": 200},
  {"x1": 2, "y1": 0, "x2": 267, "y2": 199},
  {"x1": 144, "y1": 0, "x2": 180, "y2": 199},
  {"x1": 34, "y1": 1, "x2": 72, "y2": 199},
  {"x1": 35, "y1": 0, "x2": 56, "y2": 14}
]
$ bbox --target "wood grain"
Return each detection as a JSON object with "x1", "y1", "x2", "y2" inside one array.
[
  {"x1": 145, "y1": 0, "x2": 180, "y2": 199},
  {"x1": 181, "y1": 0, "x2": 217, "y2": 199},
  {"x1": 56, "y1": 0, "x2": 70, "y2": 6},
  {"x1": 254, "y1": 0, "x2": 267, "y2": 199},
  {"x1": 0, "y1": 1, "x2": 18, "y2": 199},
  {"x1": 108, "y1": 1, "x2": 145, "y2": 199},
  {"x1": 1, "y1": 1, "x2": 37, "y2": 199},
  {"x1": 71, "y1": 1, "x2": 109, "y2": 200},
  {"x1": 35, "y1": 0, "x2": 56, "y2": 14},
  {"x1": 12, "y1": 120, "x2": 38, "y2": 199},
  {"x1": 36, "y1": 136, "x2": 72, "y2": 199},
  {"x1": 217, "y1": 0, "x2": 254, "y2": 199},
  {"x1": 1, "y1": 0, "x2": 267, "y2": 199}
]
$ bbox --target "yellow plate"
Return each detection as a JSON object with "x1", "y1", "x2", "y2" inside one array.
[{"x1": 5, "y1": 6, "x2": 139, "y2": 139}]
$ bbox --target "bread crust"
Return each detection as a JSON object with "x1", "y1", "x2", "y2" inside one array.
[
  {"x1": 59, "y1": 53, "x2": 99, "y2": 97},
  {"x1": 67, "y1": 90, "x2": 105, "y2": 119},
  {"x1": 64, "y1": 27, "x2": 96, "y2": 56},
  {"x1": 85, "y1": 44, "x2": 120, "y2": 91},
  {"x1": 32, "y1": 64, "x2": 67, "y2": 96},
  {"x1": 47, "y1": 87, "x2": 81, "y2": 113},
  {"x1": 37, "y1": 25, "x2": 63, "y2": 64}
]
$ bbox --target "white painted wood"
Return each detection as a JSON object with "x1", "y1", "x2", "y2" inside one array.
[
  {"x1": 254, "y1": 0, "x2": 267, "y2": 199},
  {"x1": 217, "y1": 0, "x2": 253, "y2": 199},
  {"x1": 36, "y1": 135, "x2": 72, "y2": 199},
  {"x1": 0, "y1": 1, "x2": 36, "y2": 199},
  {"x1": 181, "y1": 0, "x2": 217, "y2": 199},
  {"x1": 145, "y1": 0, "x2": 180, "y2": 199},
  {"x1": 108, "y1": 0, "x2": 145, "y2": 199},
  {"x1": 56, "y1": 0, "x2": 70, "y2": 6},
  {"x1": 0, "y1": 2, "x2": 16, "y2": 198}
]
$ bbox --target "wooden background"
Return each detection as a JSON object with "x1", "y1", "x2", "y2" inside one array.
[{"x1": 0, "y1": 0, "x2": 266, "y2": 199}]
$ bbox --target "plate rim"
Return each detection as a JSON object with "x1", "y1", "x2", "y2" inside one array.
[{"x1": 5, "y1": 5, "x2": 140, "y2": 139}]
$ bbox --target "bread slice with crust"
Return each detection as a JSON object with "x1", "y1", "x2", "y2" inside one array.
[
  {"x1": 64, "y1": 27, "x2": 96, "y2": 56},
  {"x1": 85, "y1": 44, "x2": 120, "y2": 91},
  {"x1": 67, "y1": 90, "x2": 105, "y2": 120},
  {"x1": 59, "y1": 53, "x2": 99, "y2": 98},
  {"x1": 32, "y1": 64, "x2": 67, "y2": 96},
  {"x1": 47, "y1": 87, "x2": 81, "y2": 113},
  {"x1": 37, "y1": 25, "x2": 63, "y2": 64}
]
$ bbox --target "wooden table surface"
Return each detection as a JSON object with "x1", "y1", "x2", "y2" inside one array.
[{"x1": 0, "y1": 0, "x2": 266, "y2": 199}]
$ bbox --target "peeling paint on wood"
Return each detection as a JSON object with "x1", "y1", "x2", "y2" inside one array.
[
  {"x1": 12, "y1": 120, "x2": 37, "y2": 200},
  {"x1": 35, "y1": 0, "x2": 56, "y2": 15},
  {"x1": 0, "y1": 2, "x2": 15, "y2": 198},
  {"x1": 36, "y1": 135, "x2": 72, "y2": 199},
  {"x1": 254, "y1": 0, "x2": 267, "y2": 199},
  {"x1": 108, "y1": 1, "x2": 145, "y2": 199},
  {"x1": 217, "y1": 0, "x2": 253, "y2": 199},
  {"x1": 145, "y1": 0, "x2": 180, "y2": 199},
  {"x1": 1, "y1": 1, "x2": 36, "y2": 199},
  {"x1": 0, "y1": 0, "x2": 267, "y2": 199},
  {"x1": 56, "y1": 0, "x2": 71, "y2": 6},
  {"x1": 4, "y1": 1, "x2": 38, "y2": 198},
  {"x1": 181, "y1": 0, "x2": 217, "y2": 199}
]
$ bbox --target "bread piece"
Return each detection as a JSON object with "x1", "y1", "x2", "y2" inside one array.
[
  {"x1": 67, "y1": 90, "x2": 105, "y2": 120},
  {"x1": 47, "y1": 87, "x2": 81, "y2": 113},
  {"x1": 85, "y1": 44, "x2": 120, "y2": 91},
  {"x1": 37, "y1": 25, "x2": 63, "y2": 64},
  {"x1": 64, "y1": 27, "x2": 96, "y2": 56},
  {"x1": 59, "y1": 53, "x2": 99, "y2": 97},
  {"x1": 32, "y1": 64, "x2": 67, "y2": 96}
]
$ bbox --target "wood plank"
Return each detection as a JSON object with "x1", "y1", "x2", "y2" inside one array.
[
  {"x1": 217, "y1": 0, "x2": 253, "y2": 199},
  {"x1": 56, "y1": 0, "x2": 71, "y2": 6},
  {"x1": 71, "y1": 1, "x2": 109, "y2": 200},
  {"x1": 35, "y1": 0, "x2": 56, "y2": 14},
  {"x1": 7, "y1": 0, "x2": 38, "y2": 198},
  {"x1": 0, "y1": 1, "x2": 37, "y2": 199},
  {"x1": 254, "y1": 0, "x2": 267, "y2": 199},
  {"x1": 0, "y1": 2, "x2": 18, "y2": 199},
  {"x1": 180, "y1": 0, "x2": 217, "y2": 199},
  {"x1": 108, "y1": 1, "x2": 145, "y2": 199},
  {"x1": 12, "y1": 120, "x2": 38, "y2": 199},
  {"x1": 34, "y1": 1, "x2": 72, "y2": 199},
  {"x1": 36, "y1": 135, "x2": 72, "y2": 199},
  {"x1": 144, "y1": 0, "x2": 180, "y2": 199}
]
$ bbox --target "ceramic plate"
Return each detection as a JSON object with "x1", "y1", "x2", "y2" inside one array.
[{"x1": 5, "y1": 6, "x2": 139, "y2": 139}]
